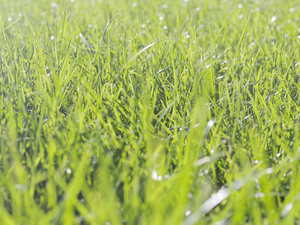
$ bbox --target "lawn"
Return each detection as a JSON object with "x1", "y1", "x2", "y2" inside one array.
[{"x1": 1, "y1": 0, "x2": 300, "y2": 224}]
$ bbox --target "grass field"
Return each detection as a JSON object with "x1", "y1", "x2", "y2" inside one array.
[{"x1": 1, "y1": 0, "x2": 300, "y2": 224}]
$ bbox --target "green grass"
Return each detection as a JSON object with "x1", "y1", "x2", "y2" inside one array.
[{"x1": 1, "y1": 0, "x2": 300, "y2": 224}]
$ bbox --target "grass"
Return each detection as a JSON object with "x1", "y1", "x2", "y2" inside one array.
[{"x1": 1, "y1": 0, "x2": 300, "y2": 224}]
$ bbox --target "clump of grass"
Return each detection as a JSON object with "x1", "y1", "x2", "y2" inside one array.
[{"x1": 1, "y1": 0, "x2": 300, "y2": 224}]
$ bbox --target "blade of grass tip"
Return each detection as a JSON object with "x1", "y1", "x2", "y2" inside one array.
[
  {"x1": 119, "y1": 38, "x2": 169, "y2": 73},
  {"x1": 211, "y1": 19, "x2": 228, "y2": 46},
  {"x1": 37, "y1": 38, "x2": 47, "y2": 77},
  {"x1": 245, "y1": 48, "x2": 261, "y2": 75},
  {"x1": 62, "y1": 6, "x2": 68, "y2": 38},
  {"x1": 224, "y1": 10, "x2": 252, "y2": 128},
  {"x1": 109, "y1": 19, "x2": 123, "y2": 43},
  {"x1": 45, "y1": 16, "x2": 51, "y2": 38},
  {"x1": 228, "y1": 10, "x2": 252, "y2": 74},
  {"x1": 180, "y1": 17, "x2": 190, "y2": 35},
  {"x1": 155, "y1": 40, "x2": 171, "y2": 77},
  {"x1": 156, "y1": 65, "x2": 172, "y2": 76},
  {"x1": 59, "y1": 42, "x2": 71, "y2": 84},
  {"x1": 79, "y1": 33, "x2": 95, "y2": 54},
  {"x1": 23, "y1": 14, "x2": 36, "y2": 35},
  {"x1": 153, "y1": 93, "x2": 180, "y2": 131},
  {"x1": 5, "y1": 19, "x2": 21, "y2": 30},
  {"x1": 79, "y1": 34, "x2": 90, "y2": 48},
  {"x1": 2, "y1": 27, "x2": 13, "y2": 58},
  {"x1": 60, "y1": 6, "x2": 68, "y2": 57},
  {"x1": 193, "y1": 156, "x2": 212, "y2": 167},
  {"x1": 99, "y1": 14, "x2": 119, "y2": 46}
]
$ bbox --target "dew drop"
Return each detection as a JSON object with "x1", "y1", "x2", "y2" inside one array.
[
  {"x1": 185, "y1": 210, "x2": 191, "y2": 216},
  {"x1": 51, "y1": 3, "x2": 58, "y2": 8},
  {"x1": 271, "y1": 16, "x2": 277, "y2": 23}
]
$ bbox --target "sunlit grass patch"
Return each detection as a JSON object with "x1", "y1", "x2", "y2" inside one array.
[{"x1": 1, "y1": 0, "x2": 300, "y2": 224}]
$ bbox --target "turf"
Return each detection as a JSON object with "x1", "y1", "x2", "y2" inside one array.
[{"x1": 1, "y1": 0, "x2": 300, "y2": 224}]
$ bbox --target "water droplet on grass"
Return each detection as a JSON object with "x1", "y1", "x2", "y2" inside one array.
[
  {"x1": 51, "y1": 3, "x2": 58, "y2": 8},
  {"x1": 266, "y1": 168, "x2": 273, "y2": 174},
  {"x1": 281, "y1": 203, "x2": 293, "y2": 217},
  {"x1": 255, "y1": 193, "x2": 265, "y2": 198},
  {"x1": 152, "y1": 170, "x2": 158, "y2": 180},
  {"x1": 164, "y1": 174, "x2": 170, "y2": 179},
  {"x1": 271, "y1": 16, "x2": 277, "y2": 23}
]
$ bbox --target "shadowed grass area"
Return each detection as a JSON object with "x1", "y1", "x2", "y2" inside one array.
[{"x1": 1, "y1": 0, "x2": 300, "y2": 224}]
